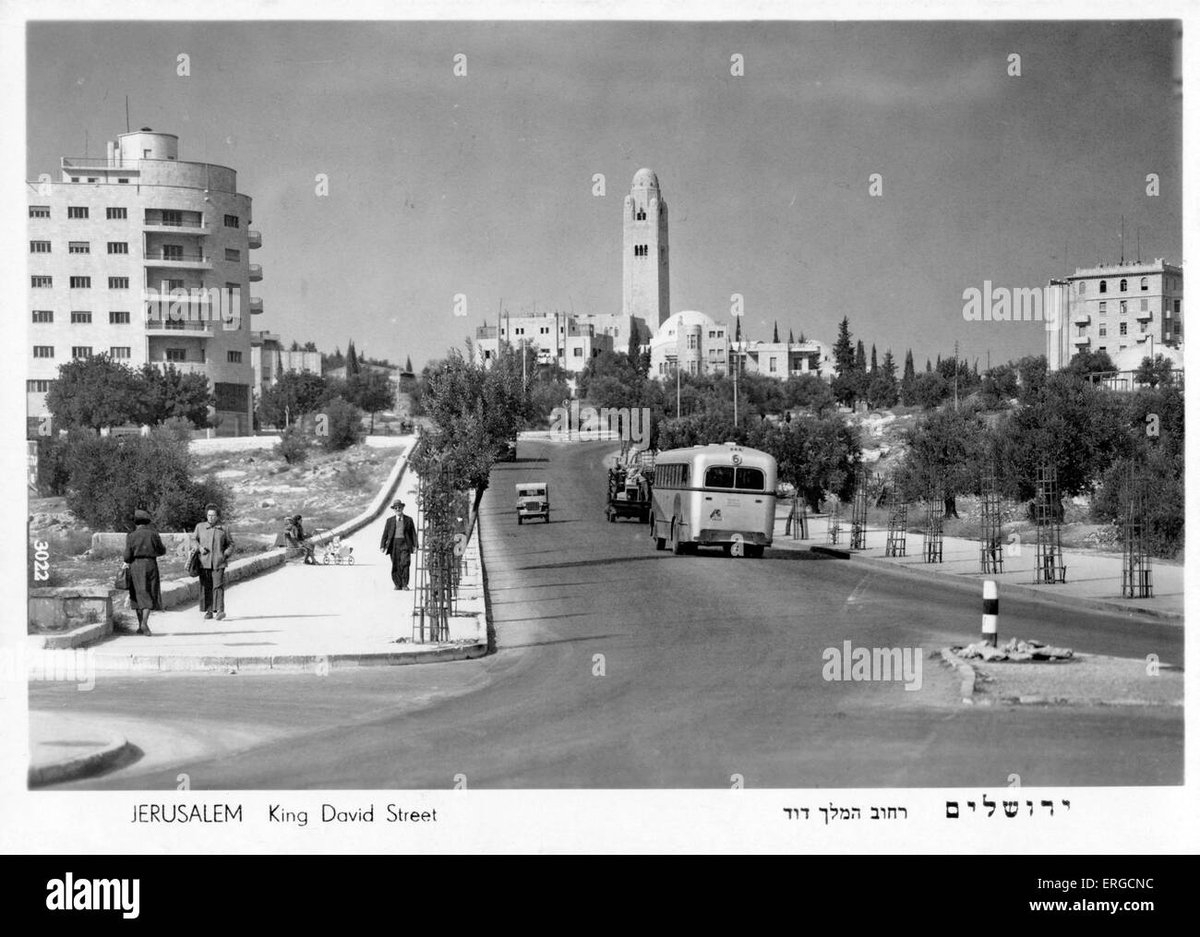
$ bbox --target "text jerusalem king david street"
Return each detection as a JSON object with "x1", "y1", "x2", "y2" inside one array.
[{"x1": 131, "y1": 804, "x2": 242, "y2": 823}]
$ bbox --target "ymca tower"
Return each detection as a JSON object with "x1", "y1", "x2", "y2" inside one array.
[{"x1": 622, "y1": 168, "x2": 670, "y2": 328}]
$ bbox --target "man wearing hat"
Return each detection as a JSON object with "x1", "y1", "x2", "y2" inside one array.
[
  {"x1": 191, "y1": 503, "x2": 235, "y2": 619},
  {"x1": 380, "y1": 499, "x2": 418, "y2": 590}
]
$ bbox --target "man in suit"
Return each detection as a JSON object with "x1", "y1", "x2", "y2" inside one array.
[
  {"x1": 380, "y1": 499, "x2": 418, "y2": 590},
  {"x1": 192, "y1": 503, "x2": 235, "y2": 620}
]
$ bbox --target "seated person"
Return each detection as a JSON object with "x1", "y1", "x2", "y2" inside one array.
[{"x1": 284, "y1": 514, "x2": 316, "y2": 564}]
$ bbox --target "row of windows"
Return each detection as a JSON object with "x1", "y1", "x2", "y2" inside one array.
[
  {"x1": 1096, "y1": 300, "x2": 1181, "y2": 315},
  {"x1": 31, "y1": 275, "x2": 239, "y2": 289},
  {"x1": 30, "y1": 206, "x2": 240, "y2": 226},
  {"x1": 633, "y1": 244, "x2": 650, "y2": 257},
  {"x1": 1079, "y1": 276, "x2": 1183, "y2": 295},
  {"x1": 31, "y1": 311, "x2": 132, "y2": 324},
  {"x1": 31, "y1": 347, "x2": 243, "y2": 363},
  {"x1": 31, "y1": 241, "x2": 130, "y2": 254},
  {"x1": 67, "y1": 176, "x2": 132, "y2": 184}
]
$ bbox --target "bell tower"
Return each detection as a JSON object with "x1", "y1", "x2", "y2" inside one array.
[{"x1": 622, "y1": 168, "x2": 670, "y2": 327}]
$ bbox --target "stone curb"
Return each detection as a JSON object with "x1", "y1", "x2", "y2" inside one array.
[
  {"x1": 87, "y1": 642, "x2": 488, "y2": 674},
  {"x1": 939, "y1": 647, "x2": 978, "y2": 704},
  {"x1": 28, "y1": 733, "x2": 133, "y2": 788},
  {"x1": 814, "y1": 547, "x2": 1182, "y2": 624}
]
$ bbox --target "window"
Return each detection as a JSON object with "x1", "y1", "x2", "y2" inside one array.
[
  {"x1": 1098, "y1": 346, "x2": 1107, "y2": 353},
  {"x1": 109, "y1": 311, "x2": 130, "y2": 324},
  {"x1": 70, "y1": 311, "x2": 92, "y2": 324},
  {"x1": 225, "y1": 248, "x2": 241, "y2": 262},
  {"x1": 107, "y1": 242, "x2": 128, "y2": 254},
  {"x1": 31, "y1": 276, "x2": 52, "y2": 288},
  {"x1": 1166, "y1": 308, "x2": 1172, "y2": 319},
  {"x1": 160, "y1": 210, "x2": 182, "y2": 226},
  {"x1": 225, "y1": 281, "x2": 240, "y2": 292},
  {"x1": 71, "y1": 177, "x2": 80, "y2": 183},
  {"x1": 118, "y1": 179, "x2": 129, "y2": 184},
  {"x1": 224, "y1": 214, "x2": 240, "y2": 228},
  {"x1": 1119, "y1": 279, "x2": 1128, "y2": 291},
  {"x1": 32, "y1": 310, "x2": 53, "y2": 323},
  {"x1": 573, "y1": 347, "x2": 583, "y2": 357},
  {"x1": 71, "y1": 346, "x2": 93, "y2": 359},
  {"x1": 110, "y1": 347, "x2": 131, "y2": 359},
  {"x1": 1174, "y1": 300, "x2": 1181, "y2": 314},
  {"x1": 33, "y1": 346, "x2": 54, "y2": 358},
  {"x1": 161, "y1": 244, "x2": 183, "y2": 260},
  {"x1": 29, "y1": 206, "x2": 50, "y2": 218},
  {"x1": 67, "y1": 206, "x2": 88, "y2": 219},
  {"x1": 769, "y1": 358, "x2": 777, "y2": 373},
  {"x1": 1099, "y1": 280, "x2": 1107, "y2": 293},
  {"x1": 687, "y1": 334, "x2": 698, "y2": 350},
  {"x1": 705, "y1": 466, "x2": 736, "y2": 488},
  {"x1": 1140, "y1": 321, "x2": 1148, "y2": 333},
  {"x1": 109, "y1": 277, "x2": 129, "y2": 289},
  {"x1": 227, "y1": 350, "x2": 243, "y2": 363},
  {"x1": 87, "y1": 177, "x2": 97, "y2": 183},
  {"x1": 27, "y1": 380, "x2": 52, "y2": 393},
  {"x1": 165, "y1": 348, "x2": 188, "y2": 362},
  {"x1": 1119, "y1": 322, "x2": 1128, "y2": 336},
  {"x1": 1119, "y1": 300, "x2": 1127, "y2": 314},
  {"x1": 166, "y1": 278, "x2": 186, "y2": 291},
  {"x1": 1099, "y1": 324, "x2": 1107, "y2": 337},
  {"x1": 1141, "y1": 277, "x2": 1148, "y2": 291},
  {"x1": 1140, "y1": 299, "x2": 1149, "y2": 311},
  {"x1": 30, "y1": 240, "x2": 51, "y2": 253},
  {"x1": 69, "y1": 276, "x2": 91, "y2": 288},
  {"x1": 540, "y1": 326, "x2": 549, "y2": 334},
  {"x1": 735, "y1": 468, "x2": 765, "y2": 491},
  {"x1": 68, "y1": 241, "x2": 90, "y2": 254},
  {"x1": 1098, "y1": 302, "x2": 1107, "y2": 315},
  {"x1": 107, "y1": 207, "x2": 127, "y2": 219}
]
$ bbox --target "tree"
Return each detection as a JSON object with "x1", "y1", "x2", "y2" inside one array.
[
  {"x1": 257, "y1": 371, "x2": 329, "y2": 428},
  {"x1": 45, "y1": 355, "x2": 144, "y2": 430},
  {"x1": 346, "y1": 369, "x2": 395, "y2": 432},
  {"x1": 345, "y1": 340, "x2": 361, "y2": 377},
  {"x1": 900, "y1": 349, "x2": 916, "y2": 405},
  {"x1": 897, "y1": 408, "x2": 991, "y2": 517},
  {"x1": 1015, "y1": 354, "x2": 1048, "y2": 403},
  {"x1": 855, "y1": 340, "x2": 867, "y2": 373},
  {"x1": 747, "y1": 412, "x2": 861, "y2": 511},
  {"x1": 319, "y1": 396, "x2": 364, "y2": 451},
  {"x1": 788, "y1": 329, "x2": 794, "y2": 343},
  {"x1": 833, "y1": 317, "x2": 854, "y2": 377},
  {"x1": 1064, "y1": 349, "x2": 1116, "y2": 381},
  {"x1": 869, "y1": 344, "x2": 878, "y2": 375},
  {"x1": 404, "y1": 354, "x2": 414, "y2": 374},
  {"x1": 910, "y1": 371, "x2": 950, "y2": 409},
  {"x1": 1133, "y1": 354, "x2": 1176, "y2": 388},
  {"x1": 782, "y1": 375, "x2": 836, "y2": 414},
  {"x1": 773, "y1": 321, "x2": 780, "y2": 343},
  {"x1": 137, "y1": 363, "x2": 213, "y2": 427},
  {"x1": 626, "y1": 320, "x2": 640, "y2": 363},
  {"x1": 868, "y1": 349, "x2": 899, "y2": 409}
]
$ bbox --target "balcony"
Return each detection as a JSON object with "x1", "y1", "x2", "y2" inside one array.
[
  {"x1": 249, "y1": 297, "x2": 263, "y2": 315},
  {"x1": 144, "y1": 250, "x2": 212, "y2": 270},
  {"x1": 249, "y1": 264, "x2": 263, "y2": 282},
  {"x1": 248, "y1": 229, "x2": 262, "y2": 249},
  {"x1": 1072, "y1": 311, "x2": 1090, "y2": 325},
  {"x1": 1073, "y1": 334, "x2": 1091, "y2": 347},
  {"x1": 149, "y1": 361, "x2": 209, "y2": 377},
  {"x1": 145, "y1": 320, "x2": 214, "y2": 338},
  {"x1": 1136, "y1": 309, "x2": 1153, "y2": 321}
]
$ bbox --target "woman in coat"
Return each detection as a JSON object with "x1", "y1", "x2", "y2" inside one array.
[{"x1": 122, "y1": 509, "x2": 166, "y2": 635}]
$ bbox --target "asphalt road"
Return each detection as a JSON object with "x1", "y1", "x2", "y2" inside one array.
[{"x1": 33, "y1": 438, "x2": 1183, "y2": 789}]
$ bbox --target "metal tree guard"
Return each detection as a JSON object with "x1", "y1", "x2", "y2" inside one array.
[
  {"x1": 850, "y1": 468, "x2": 871, "y2": 550},
  {"x1": 1033, "y1": 464, "x2": 1066, "y2": 584},
  {"x1": 979, "y1": 468, "x2": 1005, "y2": 574},
  {"x1": 411, "y1": 463, "x2": 469, "y2": 644},
  {"x1": 1121, "y1": 466, "x2": 1153, "y2": 598},
  {"x1": 827, "y1": 496, "x2": 842, "y2": 545},
  {"x1": 923, "y1": 485, "x2": 944, "y2": 563},
  {"x1": 884, "y1": 474, "x2": 908, "y2": 557},
  {"x1": 786, "y1": 495, "x2": 808, "y2": 540}
]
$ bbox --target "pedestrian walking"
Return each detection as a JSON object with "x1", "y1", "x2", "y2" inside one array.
[
  {"x1": 380, "y1": 499, "x2": 417, "y2": 590},
  {"x1": 285, "y1": 514, "x2": 316, "y2": 565},
  {"x1": 192, "y1": 503, "x2": 235, "y2": 620},
  {"x1": 122, "y1": 509, "x2": 166, "y2": 636}
]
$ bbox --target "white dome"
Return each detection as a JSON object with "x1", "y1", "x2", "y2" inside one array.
[{"x1": 632, "y1": 168, "x2": 659, "y2": 189}]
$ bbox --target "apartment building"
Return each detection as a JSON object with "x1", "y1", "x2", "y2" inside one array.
[{"x1": 27, "y1": 128, "x2": 263, "y2": 434}]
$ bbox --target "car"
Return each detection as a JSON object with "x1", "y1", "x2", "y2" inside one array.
[{"x1": 516, "y1": 482, "x2": 550, "y2": 524}]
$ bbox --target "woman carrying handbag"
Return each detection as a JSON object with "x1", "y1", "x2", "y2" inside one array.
[{"x1": 122, "y1": 509, "x2": 167, "y2": 636}]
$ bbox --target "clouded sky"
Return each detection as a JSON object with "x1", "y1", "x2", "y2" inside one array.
[{"x1": 26, "y1": 19, "x2": 1181, "y2": 371}]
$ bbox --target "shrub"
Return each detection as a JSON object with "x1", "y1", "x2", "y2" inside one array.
[
  {"x1": 62, "y1": 432, "x2": 231, "y2": 533},
  {"x1": 276, "y1": 425, "x2": 311, "y2": 464},
  {"x1": 35, "y1": 436, "x2": 72, "y2": 496},
  {"x1": 336, "y1": 464, "x2": 369, "y2": 492},
  {"x1": 1093, "y1": 451, "x2": 1184, "y2": 559},
  {"x1": 158, "y1": 416, "x2": 196, "y2": 445},
  {"x1": 320, "y1": 396, "x2": 364, "y2": 451}
]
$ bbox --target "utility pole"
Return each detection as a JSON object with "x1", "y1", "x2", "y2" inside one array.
[
  {"x1": 954, "y1": 340, "x2": 959, "y2": 411},
  {"x1": 676, "y1": 361, "x2": 681, "y2": 418}
]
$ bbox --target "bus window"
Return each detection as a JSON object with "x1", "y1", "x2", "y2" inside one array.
[
  {"x1": 735, "y1": 468, "x2": 765, "y2": 490},
  {"x1": 705, "y1": 466, "x2": 736, "y2": 488}
]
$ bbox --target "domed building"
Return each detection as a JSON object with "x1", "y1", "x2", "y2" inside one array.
[{"x1": 649, "y1": 310, "x2": 729, "y2": 379}]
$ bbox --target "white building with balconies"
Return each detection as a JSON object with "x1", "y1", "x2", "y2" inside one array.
[{"x1": 26, "y1": 128, "x2": 264, "y2": 434}]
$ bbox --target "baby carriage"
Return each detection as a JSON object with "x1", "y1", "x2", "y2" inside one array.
[{"x1": 315, "y1": 531, "x2": 355, "y2": 566}]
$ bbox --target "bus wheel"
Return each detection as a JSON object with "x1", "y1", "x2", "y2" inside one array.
[
  {"x1": 745, "y1": 545, "x2": 764, "y2": 558},
  {"x1": 671, "y1": 521, "x2": 686, "y2": 555}
]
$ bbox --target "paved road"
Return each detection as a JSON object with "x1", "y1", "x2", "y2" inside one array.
[{"x1": 33, "y1": 438, "x2": 1182, "y2": 789}]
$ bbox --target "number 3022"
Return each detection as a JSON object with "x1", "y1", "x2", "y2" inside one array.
[{"x1": 32, "y1": 540, "x2": 50, "y2": 581}]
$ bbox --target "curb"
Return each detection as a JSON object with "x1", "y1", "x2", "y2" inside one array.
[
  {"x1": 28, "y1": 733, "x2": 134, "y2": 788},
  {"x1": 823, "y1": 548, "x2": 1183, "y2": 624},
  {"x1": 87, "y1": 642, "x2": 489, "y2": 674},
  {"x1": 939, "y1": 647, "x2": 978, "y2": 704}
]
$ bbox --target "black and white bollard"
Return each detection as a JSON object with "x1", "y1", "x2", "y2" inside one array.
[{"x1": 981, "y1": 580, "x2": 999, "y2": 647}]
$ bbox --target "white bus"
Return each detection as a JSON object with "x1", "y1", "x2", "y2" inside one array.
[{"x1": 649, "y1": 443, "x2": 777, "y2": 557}]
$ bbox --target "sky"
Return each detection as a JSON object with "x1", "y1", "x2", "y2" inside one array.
[{"x1": 25, "y1": 19, "x2": 1182, "y2": 372}]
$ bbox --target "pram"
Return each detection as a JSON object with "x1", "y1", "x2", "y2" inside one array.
[{"x1": 314, "y1": 530, "x2": 355, "y2": 565}]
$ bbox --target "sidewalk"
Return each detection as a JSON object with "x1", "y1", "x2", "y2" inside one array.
[{"x1": 771, "y1": 511, "x2": 1184, "y2": 622}]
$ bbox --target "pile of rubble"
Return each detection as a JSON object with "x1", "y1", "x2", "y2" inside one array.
[{"x1": 954, "y1": 637, "x2": 1075, "y2": 663}]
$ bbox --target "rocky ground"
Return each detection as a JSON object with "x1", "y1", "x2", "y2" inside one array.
[{"x1": 29, "y1": 440, "x2": 399, "y2": 592}]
